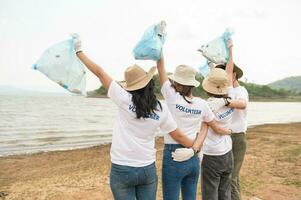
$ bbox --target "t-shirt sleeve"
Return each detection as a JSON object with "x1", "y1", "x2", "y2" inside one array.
[
  {"x1": 161, "y1": 80, "x2": 178, "y2": 103},
  {"x1": 159, "y1": 105, "x2": 177, "y2": 134},
  {"x1": 107, "y1": 81, "x2": 130, "y2": 106},
  {"x1": 202, "y1": 101, "x2": 215, "y2": 122},
  {"x1": 227, "y1": 87, "x2": 235, "y2": 99},
  {"x1": 237, "y1": 87, "x2": 249, "y2": 102}
]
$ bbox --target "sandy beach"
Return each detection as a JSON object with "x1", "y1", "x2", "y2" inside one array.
[{"x1": 0, "y1": 123, "x2": 300, "y2": 200}]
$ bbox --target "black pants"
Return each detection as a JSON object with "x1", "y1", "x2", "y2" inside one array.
[{"x1": 201, "y1": 151, "x2": 233, "y2": 200}]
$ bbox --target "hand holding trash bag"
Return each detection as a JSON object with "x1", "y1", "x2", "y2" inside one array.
[
  {"x1": 33, "y1": 35, "x2": 87, "y2": 95},
  {"x1": 70, "y1": 33, "x2": 82, "y2": 53},
  {"x1": 133, "y1": 21, "x2": 167, "y2": 61},
  {"x1": 198, "y1": 28, "x2": 234, "y2": 64}
]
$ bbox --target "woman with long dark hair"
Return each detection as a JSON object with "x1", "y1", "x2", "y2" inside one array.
[{"x1": 73, "y1": 35, "x2": 193, "y2": 200}]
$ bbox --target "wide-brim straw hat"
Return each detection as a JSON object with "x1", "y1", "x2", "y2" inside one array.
[
  {"x1": 202, "y1": 68, "x2": 229, "y2": 95},
  {"x1": 168, "y1": 65, "x2": 200, "y2": 87},
  {"x1": 215, "y1": 63, "x2": 243, "y2": 79},
  {"x1": 120, "y1": 64, "x2": 156, "y2": 91}
]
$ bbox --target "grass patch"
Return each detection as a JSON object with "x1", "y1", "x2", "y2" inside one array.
[
  {"x1": 284, "y1": 179, "x2": 301, "y2": 188},
  {"x1": 282, "y1": 146, "x2": 301, "y2": 163}
]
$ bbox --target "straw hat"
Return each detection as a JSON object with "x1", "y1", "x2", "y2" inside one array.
[
  {"x1": 215, "y1": 63, "x2": 243, "y2": 79},
  {"x1": 168, "y1": 65, "x2": 200, "y2": 87},
  {"x1": 120, "y1": 64, "x2": 156, "y2": 91},
  {"x1": 202, "y1": 68, "x2": 229, "y2": 95}
]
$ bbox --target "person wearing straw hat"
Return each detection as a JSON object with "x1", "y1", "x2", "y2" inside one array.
[
  {"x1": 200, "y1": 39, "x2": 247, "y2": 200},
  {"x1": 201, "y1": 66, "x2": 235, "y2": 200},
  {"x1": 212, "y1": 40, "x2": 248, "y2": 200},
  {"x1": 156, "y1": 55, "x2": 233, "y2": 200},
  {"x1": 73, "y1": 34, "x2": 195, "y2": 200}
]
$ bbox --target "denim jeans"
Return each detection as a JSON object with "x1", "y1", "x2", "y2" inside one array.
[
  {"x1": 201, "y1": 150, "x2": 233, "y2": 200},
  {"x1": 110, "y1": 162, "x2": 157, "y2": 200},
  {"x1": 162, "y1": 144, "x2": 200, "y2": 200},
  {"x1": 231, "y1": 133, "x2": 247, "y2": 200}
]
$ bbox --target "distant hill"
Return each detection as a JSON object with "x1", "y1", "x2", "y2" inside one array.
[
  {"x1": 88, "y1": 74, "x2": 301, "y2": 101},
  {"x1": 268, "y1": 76, "x2": 301, "y2": 94}
]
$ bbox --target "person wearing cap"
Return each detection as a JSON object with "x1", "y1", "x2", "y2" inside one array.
[
  {"x1": 73, "y1": 35, "x2": 195, "y2": 200},
  {"x1": 212, "y1": 40, "x2": 248, "y2": 200},
  {"x1": 156, "y1": 54, "x2": 232, "y2": 200}
]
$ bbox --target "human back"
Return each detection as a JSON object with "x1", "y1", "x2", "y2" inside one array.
[
  {"x1": 162, "y1": 80, "x2": 213, "y2": 144},
  {"x1": 108, "y1": 78, "x2": 176, "y2": 167}
]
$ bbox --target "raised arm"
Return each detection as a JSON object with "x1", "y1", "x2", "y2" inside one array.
[
  {"x1": 76, "y1": 52, "x2": 112, "y2": 90},
  {"x1": 169, "y1": 128, "x2": 194, "y2": 148},
  {"x1": 73, "y1": 34, "x2": 112, "y2": 91},
  {"x1": 225, "y1": 39, "x2": 234, "y2": 87},
  {"x1": 156, "y1": 54, "x2": 168, "y2": 86},
  {"x1": 206, "y1": 119, "x2": 231, "y2": 135}
]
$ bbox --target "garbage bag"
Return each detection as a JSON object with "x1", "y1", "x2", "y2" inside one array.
[
  {"x1": 33, "y1": 37, "x2": 86, "y2": 95},
  {"x1": 133, "y1": 21, "x2": 167, "y2": 61},
  {"x1": 199, "y1": 62, "x2": 211, "y2": 78},
  {"x1": 198, "y1": 28, "x2": 234, "y2": 64}
]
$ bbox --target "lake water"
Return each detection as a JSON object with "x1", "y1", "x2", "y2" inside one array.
[{"x1": 1, "y1": 95, "x2": 301, "y2": 156}]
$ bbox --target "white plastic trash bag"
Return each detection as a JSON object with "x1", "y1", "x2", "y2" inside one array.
[
  {"x1": 33, "y1": 37, "x2": 86, "y2": 95},
  {"x1": 198, "y1": 28, "x2": 234, "y2": 64},
  {"x1": 133, "y1": 21, "x2": 167, "y2": 61}
]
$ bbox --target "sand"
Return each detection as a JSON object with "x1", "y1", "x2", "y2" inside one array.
[{"x1": 0, "y1": 123, "x2": 300, "y2": 200}]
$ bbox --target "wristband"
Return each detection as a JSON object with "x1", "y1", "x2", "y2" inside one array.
[
  {"x1": 224, "y1": 97, "x2": 231, "y2": 106},
  {"x1": 76, "y1": 51, "x2": 83, "y2": 54}
]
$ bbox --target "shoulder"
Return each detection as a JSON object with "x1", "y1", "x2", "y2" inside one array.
[
  {"x1": 194, "y1": 97, "x2": 208, "y2": 105},
  {"x1": 193, "y1": 97, "x2": 210, "y2": 109},
  {"x1": 237, "y1": 86, "x2": 248, "y2": 93}
]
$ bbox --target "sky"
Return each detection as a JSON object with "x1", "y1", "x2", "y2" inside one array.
[{"x1": 0, "y1": 0, "x2": 300, "y2": 93}]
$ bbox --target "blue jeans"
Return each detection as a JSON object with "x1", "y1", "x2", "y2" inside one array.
[
  {"x1": 110, "y1": 162, "x2": 157, "y2": 200},
  {"x1": 162, "y1": 144, "x2": 200, "y2": 200}
]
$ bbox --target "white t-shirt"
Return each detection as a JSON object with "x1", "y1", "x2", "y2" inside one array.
[
  {"x1": 203, "y1": 97, "x2": 234, "y2": 156},
  {"x1": 161, "y1": 81, "x2": 214, "y2": 144},
  {"x1": 108, "y1": 81, "x2": 177, "y2": 167},
  {"x1": 227, "y1": 86, "x2": 249, "y2": 133}
]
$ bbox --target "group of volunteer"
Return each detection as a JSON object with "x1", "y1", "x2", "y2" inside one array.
[{"x1": 35, "y1": 21, "x2": 249, "y2": 200}]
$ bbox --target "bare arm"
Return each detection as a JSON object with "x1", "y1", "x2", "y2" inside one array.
[
  {"x1": 191, "y1": 122, "x2": 208, "y2": 151},
  {"x1": 206, "y1": 119, "x2": 231, "y2": 135},
  {"x1": 156, "y1": 54, "x2": 168, "y2": 86},
  {"x1": 225, "y1": 40, "x2": 234, "y2": 87},
  {"x1": 76, "y1": 52, "x2": 113, "y2": 91},
  {"x1": 169, "y1": 128, "x2": 194, "y2": 147}
]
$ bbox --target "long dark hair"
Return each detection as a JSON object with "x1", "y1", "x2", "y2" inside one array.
[
  {"x1": 172, "y1": 82, "x2": 194, "y2": 104},
  {"x1": 129, "y1": 79, "x2": 162, "y2": 119}
]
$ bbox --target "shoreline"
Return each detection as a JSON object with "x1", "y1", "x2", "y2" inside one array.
[
  {"x1": 87, "y1": 94, "x2": 301, "y2": 102},
  {"x1": 1, "y1": 122, "x2": 301, "y2": 158},
  {"x1": 1, "y1": 122, "x2": 301, "y2": 200}
]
